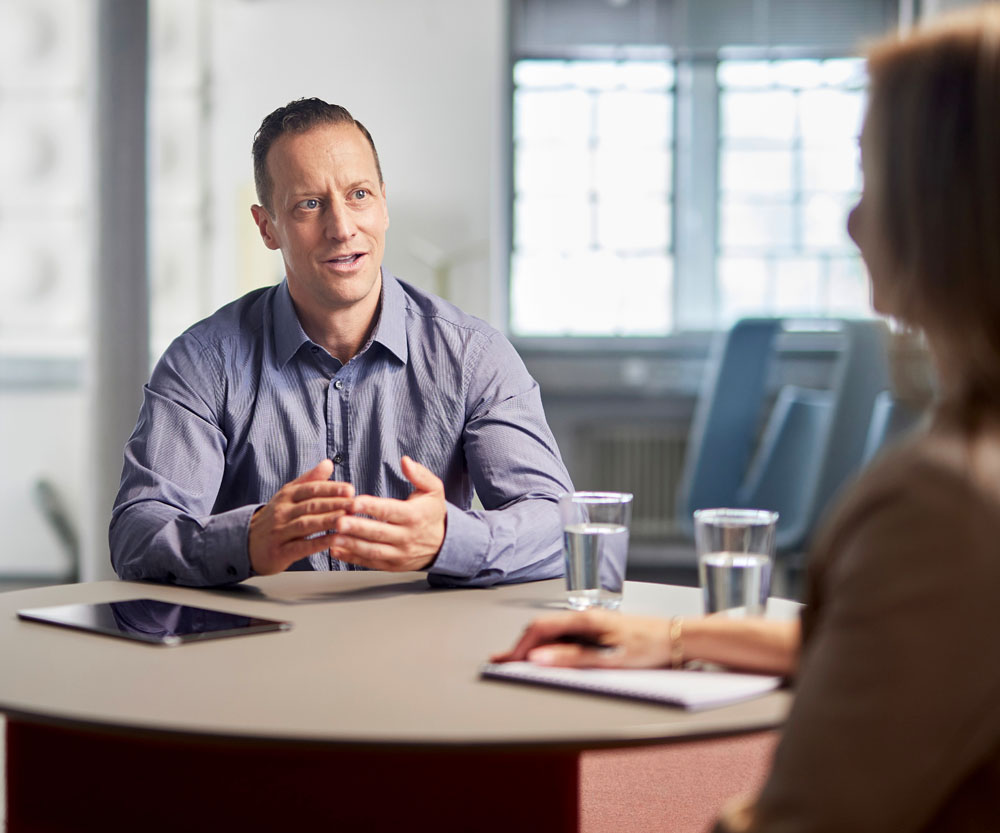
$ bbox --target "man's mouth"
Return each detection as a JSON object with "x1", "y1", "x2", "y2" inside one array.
[{"x1": 326, "y1": 253, "x2": 364, "y2": 265}]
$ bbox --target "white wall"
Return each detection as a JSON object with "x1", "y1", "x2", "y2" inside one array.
[
  {"x1": 207, "y1": 0, "x2": 506, "y2": 324},
  {"x1": 0, "y1": 389, "x2": 84, "y2": 578},
  {"x1": 1, "y1": 0, "x2": 507, "y2": 581}
]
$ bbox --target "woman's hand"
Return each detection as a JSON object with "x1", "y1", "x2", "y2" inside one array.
[
  {"x1": 491, "y1": 612, "x2": 801, "y2": 676},
  {"x1": 489, "y1": 610, "x2": 675, "y2": 669}
]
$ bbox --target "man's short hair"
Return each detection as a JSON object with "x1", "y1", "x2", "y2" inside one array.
[{"x1": 252, "y1": 97, "x2": 383, "y2": 213}]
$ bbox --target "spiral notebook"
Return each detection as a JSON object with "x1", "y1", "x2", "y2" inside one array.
[{"x1": 480, "y1": 662, "x2": 782, "y2": 711}]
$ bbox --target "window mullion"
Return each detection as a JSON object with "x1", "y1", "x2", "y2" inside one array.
[{"x1": 673, "y1": 58, "x2": 719, "y2": 331}]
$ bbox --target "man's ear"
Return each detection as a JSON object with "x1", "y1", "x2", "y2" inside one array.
[
  {"x1": 250, "y1": 204, "x2": 280, "y2": 251},
  {"x1": 381, "y1": 183, "x2": 390, "y2": 231}
]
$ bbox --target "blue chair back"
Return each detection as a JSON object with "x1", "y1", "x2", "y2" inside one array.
[{"x1": 677, "y1": 317, "x2": 892, "y2": 554}]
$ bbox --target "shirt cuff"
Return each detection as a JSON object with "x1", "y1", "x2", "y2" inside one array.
[
  {"x1": 195, "y1": 504, "x2": 259, "y2": 585},
  {"x1": 428, "y1": 503, "x2": 491, "y2": 579}
]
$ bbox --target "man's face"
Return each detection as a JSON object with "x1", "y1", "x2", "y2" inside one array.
[{"x1": 251, "y1": 122, "x2": 389, "y2": 317}]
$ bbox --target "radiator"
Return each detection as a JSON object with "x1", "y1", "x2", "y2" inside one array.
[{"x1": 574, "y1": 424, "x2": 688, "y2": 540}]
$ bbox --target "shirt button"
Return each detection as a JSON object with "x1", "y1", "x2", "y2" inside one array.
[
  {"x1": 334, "y1": 379, "x2": 344, "y2": 390},
  {"x1": 333, "y1": 453, "x2": 343, "y2": 464},
  {"x1": 226, "y1": 565, "x2": 237, "y2": 577}
]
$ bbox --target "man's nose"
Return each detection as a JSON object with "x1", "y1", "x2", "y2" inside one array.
[{"x1": 325, "y1": 201, "x2": 355, "y2": 241}]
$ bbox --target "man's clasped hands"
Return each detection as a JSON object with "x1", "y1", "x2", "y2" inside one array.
[{"x1": 248, "y1": 455, "x2": 447, "y2": 576}]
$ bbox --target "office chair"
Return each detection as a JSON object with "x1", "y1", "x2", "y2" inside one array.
[{"x1": 676, "y1": 317, "x2": 893, "y2": 561}]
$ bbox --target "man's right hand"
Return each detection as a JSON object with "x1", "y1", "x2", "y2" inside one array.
[{"x1": 248, "y1": 459, "x2": 355, "y2": 575}]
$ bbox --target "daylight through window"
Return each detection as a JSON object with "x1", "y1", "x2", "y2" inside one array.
[
  {"x1": 509, "y1": 55, "x2": 872, "y2": 338},
  {"x1": 511, "y1": 59, "x2": 675, "y2": 337}
]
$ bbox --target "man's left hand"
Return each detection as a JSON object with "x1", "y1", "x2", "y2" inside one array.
[{"x1": 331, "y1": 456, "x2": 446, "y2": 571}]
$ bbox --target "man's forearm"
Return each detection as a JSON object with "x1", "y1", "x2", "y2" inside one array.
[
  {"x1": 427, "y1": 498, "x2": 565, "y2": 587},
  {"x1": 110, "y1": 501, "x2": 257, "y2": 586}
]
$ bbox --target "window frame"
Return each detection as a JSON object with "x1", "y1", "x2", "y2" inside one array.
[
  {"x1": 504, "y1": 0, "x2": 895, "y2": 355},
  {"x1": 508, "y1": 47, "x2": 679, "y2": 340}
]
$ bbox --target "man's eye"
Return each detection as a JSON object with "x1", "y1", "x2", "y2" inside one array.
[
  {"x1": 300, "y1": 198, "x2": 320, "y2": 209},
  {"x1": 353, "y1": 189, "x2": 369, "y2": 200}
]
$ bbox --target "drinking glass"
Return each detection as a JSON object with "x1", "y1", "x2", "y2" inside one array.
[
  {"x1": 559, "y1": 492, "x2": 632, "y2": 610},
  {"x1": 694, "y1": 508, "x2": 778, "y2": 617}
]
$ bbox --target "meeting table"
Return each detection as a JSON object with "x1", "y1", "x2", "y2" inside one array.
[{"x1": 0, "y1": 571, "x2": 796, "y2": 832}]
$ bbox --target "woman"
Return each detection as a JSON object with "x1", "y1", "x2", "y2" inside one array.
[{"x1": 493, "y1": 7, "x2": 1000, "y2": 830}]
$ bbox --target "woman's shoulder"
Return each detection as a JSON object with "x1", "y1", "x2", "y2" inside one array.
[
  {"x1": 807, "y1": 430, "x2": 1000, "y2": 599},
  {"x1": 850, "y1": 428, "x2": 1000, "y2": 512}
]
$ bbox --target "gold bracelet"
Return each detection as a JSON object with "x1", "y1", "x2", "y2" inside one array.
[{"x1": 669, "y1": 616, "x2": 684, "y2": 668}]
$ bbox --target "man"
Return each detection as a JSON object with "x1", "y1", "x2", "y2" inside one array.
[{"x1": 110, "y1": 98, "x2": 573, "y2": 587}]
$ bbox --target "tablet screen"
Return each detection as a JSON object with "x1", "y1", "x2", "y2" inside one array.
[{"x1": 17, "y1": 598, "x2": 291, "y2": 646}]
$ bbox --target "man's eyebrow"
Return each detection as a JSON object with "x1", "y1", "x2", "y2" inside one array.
[
  {"x1": 284, "y1": 181, "x2": 322, "y2": 195},
  {"x1": 284, "y1": 178, "x2": 378, "y2": 198}
]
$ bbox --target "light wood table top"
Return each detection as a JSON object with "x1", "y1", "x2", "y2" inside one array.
[{"x1": 0, "y1": 573, "x2": 796, "y2": 748}]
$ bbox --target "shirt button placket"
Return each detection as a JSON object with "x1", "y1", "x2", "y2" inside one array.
[{"x1": 329, "y1": 375, "x2": 348, "y2": 477}]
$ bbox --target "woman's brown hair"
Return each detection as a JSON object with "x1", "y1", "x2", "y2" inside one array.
[{"x1": 864, "y1": 6, "x2": 1000, "y2": 423}]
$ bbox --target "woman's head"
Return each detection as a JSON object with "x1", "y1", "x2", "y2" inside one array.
[{"x1": 850, "y1": 5, "x2": 1000, "y2": 415}]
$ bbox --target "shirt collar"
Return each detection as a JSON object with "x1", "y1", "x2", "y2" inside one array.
[
  {"x1": 272, "y1": 271, "x2": 409, "y2": 369},
  {"x1": 369, "y1": 270, "x2": 408, "y2": 365},
  {"x1": 273, "y1": 280, "x2": 313, "y2": 369}
]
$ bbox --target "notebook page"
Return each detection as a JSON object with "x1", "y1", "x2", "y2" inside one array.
[{"x1": 481, "y1": 662, "x2": 782, "y2": 710}]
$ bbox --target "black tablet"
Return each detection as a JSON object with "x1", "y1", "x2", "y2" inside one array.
[{"x1": 17, "y1": 598, "x2": 292, "y2": 646}]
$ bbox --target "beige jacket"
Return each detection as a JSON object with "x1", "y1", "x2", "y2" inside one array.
[{"x1": 721, "y1": 432, "x2": 1000, "y2": 832}]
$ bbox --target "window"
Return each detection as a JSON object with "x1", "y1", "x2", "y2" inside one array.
[
  {"x1": 0, "y1": 0, "x2": 93, "y2": 358},
  {"x1": 508, "y1": 0, "x2": 895, "y2": 340},
  {"x1": 717, "y1": 57, "x2": 868, "y2": 322},
  {"x1": 511, "y1": 58, "x2": 675, "y2": 336}
]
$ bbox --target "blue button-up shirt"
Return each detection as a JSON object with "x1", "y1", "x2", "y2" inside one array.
[{"x1": 110, "y1": 272, "x2": 573, "y2": 587}]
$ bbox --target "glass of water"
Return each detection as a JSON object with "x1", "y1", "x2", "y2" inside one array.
[
  {"x1": 559, "y1": 491, "x2": 632, "y2": 610},
  {"x1": 694, "y1": 508, "x2": 778, "y2": 617}
]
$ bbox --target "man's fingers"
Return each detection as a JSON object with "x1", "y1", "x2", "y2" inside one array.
[
  {"x1": 279, "y1": 511, "x2": 350, "y2": 543},
  {"x1": 250, "y1": 465, "x2": 355, "y2": 576},
  {"x1": 330, "y1": 537, "x2": 412, "y2": 572},
  {"x1": 401, "y1": 455, "x2": 444, "y2": 495},
  {"x1": 283, "y1": 496, "x2": 354, "y2": 522},
  {"x1": 289, "y1": 459, "x2": 335, "y2": 485},
  {"x1": 329, "y1": 542, "x2": 383, "y2": 569},
  {"x1": 288, "y1": 480, "x2": 354, "y2": 503},
  {"x1": 275, "y1": 532, "x2": 340, "y2": 567},
  {"x1": 323, "y1": 460, "x2": 446, "y2": 573},
  {"x1": 335, "y1": 513, "x2": 404, "y2": 543},
  {"x1": 349, "y1": 495, "x2": 414, "y2": 524}
]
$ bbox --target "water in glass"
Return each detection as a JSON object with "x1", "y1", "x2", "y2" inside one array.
[
  {"x1": 698, "y1": 551, "x2": 771, "y2": 617},
  {"x1": 563, "y1": 522, "x2": 628, "y2": 610}
]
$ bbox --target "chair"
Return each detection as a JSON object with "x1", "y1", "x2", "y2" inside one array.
[{"x1": 676, "y1": 317, "x2": 892, "y2": 558}]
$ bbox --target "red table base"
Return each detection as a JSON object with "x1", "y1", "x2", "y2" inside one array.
[{"x1": 6, "y1": 718, "x2": 579, "y2": 832}]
